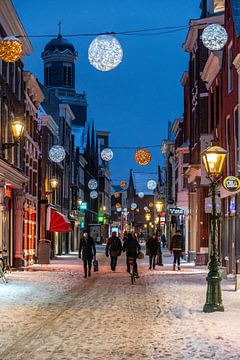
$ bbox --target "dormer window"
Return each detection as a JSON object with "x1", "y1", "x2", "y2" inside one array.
[{"x1": 63, "y1": 63, "x2": 72, "y2": 87}]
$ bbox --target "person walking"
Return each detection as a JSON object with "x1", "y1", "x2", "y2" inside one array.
[
  {"x1": 146, "y1": 234, "x2": 158, "y2": 270},
  {"x1": 79, "y1": 230, "x2": 96, "y2": 278},
  {"x1": 170, "y1": 230, "x2": 184, "y2": 271},
  {"x1": 122, "y1": 233, "x2": 141, "y2": 277},
  {"x1": 160, "y1": 233, "x2": 167, "y2": 248},
  {"x1": 106, "y1": 231, "x2": 122, "y2": 271}
]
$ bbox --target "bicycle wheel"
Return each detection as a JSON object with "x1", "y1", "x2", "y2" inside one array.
[{"x1": 0, "y1": 267, "x2": 7, "y2": 283}]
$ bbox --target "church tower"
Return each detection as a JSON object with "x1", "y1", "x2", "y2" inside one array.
[{"x1": 41, "y1": 28, "x2": 78, "y2": 96}]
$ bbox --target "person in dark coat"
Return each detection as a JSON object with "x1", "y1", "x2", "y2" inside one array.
[
  {"x1": 170, "y1": 230, "x2": 184, "y2": 270},
  {"x1": 79, "y1": 230, "x2": 96, "y2": 278},
  {"x1": 106, "y1": 231, "x2": 122, "y2": 271},
  {"x1": 146, "y1": 234, "x2": 158, "y2": 270},
  {"x1": 160, "y1": 233, "x2": 167, "y2": 248},
  {"x1": 122, "y1": 233, "x2": 141, "y2": 277}
]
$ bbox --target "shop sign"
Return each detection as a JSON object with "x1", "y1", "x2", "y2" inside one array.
[
  {"x1": 223, "y1": 176, "x2": 240, "y2": 192},
  {"x1": 169, "y1": 208, "x2": 184, "y2": 216},
  {"x1": 80, "y1": 201, "x2": 87, "y2": 210}
]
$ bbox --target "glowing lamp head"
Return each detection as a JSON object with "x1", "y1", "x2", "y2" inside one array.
[
  {"x1": 50, "y1": 177, "x2": 58, "y2": 190},
  {"x1": 77, "y1": 198, "x2": 83, "y2": 206},
  {"x1": 145, "y1": 213, "x2": 151, "y2": 222},
  {"x1": 202, "y1": 143, "x2": 227, "y2": 179},
  {"x1": 11, "y1": 118, "x2": 24, "y2": 142},
  {"x1": 155, "y1": 201, "x2": 164, "y2": 213}
]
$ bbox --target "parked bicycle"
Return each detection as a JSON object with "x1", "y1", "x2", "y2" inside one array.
[{"x1": 0, "y1": 249, "x2": 10, "y2": 283}]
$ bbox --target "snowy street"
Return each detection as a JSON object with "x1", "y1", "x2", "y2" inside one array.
[{"x1": 0, "y1": 250, "x2": 240, "y2": 360}]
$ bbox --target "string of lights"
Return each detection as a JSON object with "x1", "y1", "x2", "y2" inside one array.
[{"x1": 11, "y1": 23, "x2": 204, "y2": 39}]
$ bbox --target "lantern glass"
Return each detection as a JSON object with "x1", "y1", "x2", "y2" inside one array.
[
  {"x1": 11, "y1": 118, "x2": 24, "y2": 142},
  {"x1": 155, "y1": 201, "x2": 163, "y2": 213},
  {"x1": 50, "y1": 177, "x2": 58, "y2": 190},
  {"x1": 145, "y1": 213, "x2": 151, "y2": 221},
  {"x1": 202, "y1": 145, "x2": 227, "y2": 178}
]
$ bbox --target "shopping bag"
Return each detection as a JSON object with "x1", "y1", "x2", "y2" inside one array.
[{"x1": 93, "y1": 259, "x2": 99, "y2": 272}]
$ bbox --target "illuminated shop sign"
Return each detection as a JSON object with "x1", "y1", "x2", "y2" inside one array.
[
  {"x1": 169, "y1": 208, "x2": 184, "y2": 216},
  {"x1": 223, "y1": 176, "x2": 240, "y2": 192}
]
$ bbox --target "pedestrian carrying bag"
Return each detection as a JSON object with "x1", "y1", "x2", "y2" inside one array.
[{"x1": 93, "y1": 259, "x2": 99, "y2": 272}]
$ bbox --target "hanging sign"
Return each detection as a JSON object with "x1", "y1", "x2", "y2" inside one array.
[
  {"x1": 223, "y1": 176, "x2": 240, "y2": 192},
  {"x1": 80, "y1": 202, "x2": 87, "y2": 210},
  {"x1": 169, "y1": 208, "x2": 184, "y2": 216}
]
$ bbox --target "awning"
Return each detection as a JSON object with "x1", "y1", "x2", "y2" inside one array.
[{"x1": 46, "y1": 208, "x2": 72, "y2": 233}]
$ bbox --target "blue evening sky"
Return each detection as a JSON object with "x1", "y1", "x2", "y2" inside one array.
[{"x1": 14, "y1": 0, "x2": 200, "y2": 183}]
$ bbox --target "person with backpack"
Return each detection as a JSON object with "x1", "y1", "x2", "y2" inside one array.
[
  {"x1": 106, "y1": 231, "x2": 122, "y2": 271},
  {"x1": 170, "y1": 230, "x2": 184, "y2": 270}
]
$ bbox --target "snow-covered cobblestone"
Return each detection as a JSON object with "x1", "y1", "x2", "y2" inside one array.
[{"x1": 0, "y1": 253, "x2": 240, "y2": 360}]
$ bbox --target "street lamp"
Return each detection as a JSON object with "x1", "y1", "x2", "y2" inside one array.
[
  {"x1": 202, "y1": 138, "x2": 227, "y2": 313},
  {"x1": 155, "y1": 200, "x2": 164, "y2": 266},
  {"x1": 145, "y1": 212, "x2": 151, "y2": 237},
  {"x1": 50, "y1": 177, "x2": 59, "y2": 190},
  {"x1": 2, "y1": 118, "x2": 25, "y2": 151}
]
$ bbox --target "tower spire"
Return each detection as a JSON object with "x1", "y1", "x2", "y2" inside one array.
[{"x1": 58, "y1": 20, "x2": 62, "y2": 38}]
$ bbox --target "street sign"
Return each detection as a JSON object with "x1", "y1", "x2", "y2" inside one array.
[
  {"x1": 169, "y1": 208, "x2": 184, "y2": 216},
  {"x1": 80, "y1": 201, "x2": 87, "y2": 210},
  {"x1": 223, "y1": 176, "x2": 240, "y2": 192}
]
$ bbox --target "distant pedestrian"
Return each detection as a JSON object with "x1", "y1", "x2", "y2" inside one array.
[
  {"x1": 122, "y1": 233, "x2": 141, "y2": 277},
  {"x1": 79, "y1": 230, "x2": 96, "y2": 278},
  {"x1": 106, "y1": 231, "x2": 122, "y2": 271},
  {"x1": 170, "y1": 230, "x2": 184, "y2": 271},
  {"x1": 156, "y1": 236, "x2": 163, "y2": 266},
  {"x1": 161, "y1": 233, "x2": 167, "y2": 248},
  {"x1": 146, "y1": 234, "x2": 158, "y2": 270}
]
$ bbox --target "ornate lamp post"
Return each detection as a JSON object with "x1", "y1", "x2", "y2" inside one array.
[
  {"x1": 145, "y1": 212, "x2": 151, "y2": 238},
  {"x1": 202, "y1": 138, "x2": 227, "y2": 313},
  {"x1": 155, "y1": 200, "x2": 164, "y2": 266}
]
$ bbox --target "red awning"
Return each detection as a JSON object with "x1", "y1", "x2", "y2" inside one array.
[{"x1": 47, "y1": 209, "x2": 72, "y2": 233}]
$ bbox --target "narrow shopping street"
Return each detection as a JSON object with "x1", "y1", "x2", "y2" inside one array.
[{"x1": 0, "y1": 249, "x2": 240, "y2": 360}]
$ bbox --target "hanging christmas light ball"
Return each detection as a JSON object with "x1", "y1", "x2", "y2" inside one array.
[
  {"x1": 49, "y1": 145, "x2": 66, "y2": 163},
  {"x1": 138, "y1": 192, "x2": 144, "y2": 198},
  {"x1": 123, "y1": 207, "x2": 128, "y2": 212},
  {"x1": 101, "y1": 147, "x2": 114, "y2": 161},
  {"x1": 149, "y1": 202, "x2": 154, "y2": 208},
  {"x1": 131, "y1": 203, "x2": 137, "y2": 210},
  {"x1": 115, "y1": 203, "x2": 121, "y2": 209},
  {"x1": 120, "y1": 180, "x2": 127, "y2": 189},
  {"x1": 88, "y1": 34, "x2": 123, "y2": 72},
  {"x1": 116, "y1": 207, "x2": 122, "y2": 212},
  {"x1": 147, "y1": 180, "x2": 157, "y2": 190},
  {"x1": 0, "y1": 36, "x2": 23, "y2": 62},
  {"x1": 90, "y1": 190, "x2": 98, "y2": 199},
  {"x1": 202, "y1": 24, "x2": 228, "y2": 51},
  {"x1": 134, "y1": 148, "x2": 151, "y2": 166},
  {"x1": 144, "y1": 206, "x2": 149, "y2": 211},
  {"x1": 88, "y1": 179, "x2": 98, "y2": 190},
  {"x1": 114, "y1": 192, "x2": 120, "y2": 199}
]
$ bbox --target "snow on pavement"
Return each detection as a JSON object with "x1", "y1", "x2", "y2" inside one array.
[{"x1": 0, "y1": 253, "x2": 240, "y2": 360}]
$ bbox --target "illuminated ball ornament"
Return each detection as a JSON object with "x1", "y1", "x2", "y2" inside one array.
[
  {"x1": 115, "y1": 203, "x2": 121, "y2": 209},
  {"x1": 116, "y1": 207, "x2": 122, "y2": 212},
  {"x1": 149, "y1": 202, "x2": 154, "y2": 208},
  {"x1": 147, "y1": 180, "x2": 157, "y2": 190},
  {"x1": 114, "y1": 192, "x2": 120, "y2": 199},
  {"x1": 138, "y1": 192, "x2": 144, "y2": 198},
  {"x1": 202, "y1": 24, "x2": 228, "y2": 51},
  {"x1": 49, "y1": 145, "x2": 66, "y2": 163},
  {"x1": 131, "y1": 203, "x2": 137, "y2": 210},
  {"x1": 0, "y1": 36, "x2": 23, "y2": 62},
  {"x1": 90, "y1": 191, "x2": 98, "y2": 199},
  {"x1": 88, "y1": 34, "x2": 123, "y2": 72},
  {"x1": 134, "y1": 148, "x2": 151, "y2": 166},
  {"x1": 88, "y1": 179, "x2": 98, "y2": 190},
  {"x1": 120, "y1": 180, "x2": 127, "y2": 189},
  {"x1": 101, "y1": 148, "x2": 113, "y2": 161}
]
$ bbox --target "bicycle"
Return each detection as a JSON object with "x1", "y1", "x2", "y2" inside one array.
[
  {"x1": 128, "y1": 257, "x2": 138, "y2": 285},
  {"x1": 0, "y1": 250, "x2": 10, "y2": 283}
]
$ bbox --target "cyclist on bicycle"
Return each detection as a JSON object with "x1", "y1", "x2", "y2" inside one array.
[{"x1": 122, "y1": 233, "x2": 141, "y2": 277}]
